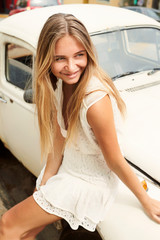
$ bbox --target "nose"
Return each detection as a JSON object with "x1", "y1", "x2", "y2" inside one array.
[{"x1": 65, "y1": 59, "x2": 76, "y2": 72}]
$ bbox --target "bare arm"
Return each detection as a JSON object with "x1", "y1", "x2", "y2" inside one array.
[
  {"x1": 87, "y1": 94, "x2": 160, "y2": 223},
  {"x1": 40, "y1": 117, "x2": 65, "y2": 186}
]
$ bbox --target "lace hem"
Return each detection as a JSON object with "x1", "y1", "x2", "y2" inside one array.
[{"x1": 33, "y1": 191, "x2": 96, "y2": 232}]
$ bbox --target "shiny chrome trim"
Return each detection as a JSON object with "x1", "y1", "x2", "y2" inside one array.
[{"x1": 0, "y1": 97, "x2": 7, "y2": 103}]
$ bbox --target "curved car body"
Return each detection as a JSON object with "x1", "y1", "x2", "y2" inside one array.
[{"x1": 0, "y1": 4, "x2": 160, "y2": 240}]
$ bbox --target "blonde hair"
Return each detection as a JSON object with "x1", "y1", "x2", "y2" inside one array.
[{"x1": 34, "y1": 13, "x2": 125, "y2": 158}]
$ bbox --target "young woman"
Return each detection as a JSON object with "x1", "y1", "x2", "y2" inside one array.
[{"x1": 0, "y1": 13, "x2": 160, "y2": 240}]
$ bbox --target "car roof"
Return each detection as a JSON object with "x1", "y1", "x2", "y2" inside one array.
[{"x1": 0, "y1": 4, "x2": 159, "y2": 48}]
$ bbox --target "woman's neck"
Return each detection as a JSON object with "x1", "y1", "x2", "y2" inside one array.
[
  {"x1": 62, "y1": 82, "x2": 77, "y2": 129},
  {"x1": 62, "y1": 82, "x2": 77, "y2": 97}
]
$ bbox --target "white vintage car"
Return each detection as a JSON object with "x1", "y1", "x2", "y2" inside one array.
[{"x1": 0, "y1": 4, "x2": 160, "y2": 240}]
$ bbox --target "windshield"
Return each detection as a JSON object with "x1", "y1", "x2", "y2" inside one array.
[{"x1": 92, "y1": 27, "x2": 160, "y2": 80}]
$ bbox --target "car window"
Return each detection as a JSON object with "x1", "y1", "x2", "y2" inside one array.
[
  {"x1": 134, "y1": 8, "x2": 142, "y2": 13},
  {"x1": 92, "y1": 31, "x2": 123, "y2": 78},
  {"x1": 6, "y1": 43, "x2": 33, "y2": 90},
  {"x1": 30, "y1": 0, "x2": 58, "y2": 7},
  {"x1": 146, "y1": 9, "x2": 160, "y2": 20},
  {"x1": 92, "y1": 27, "x2": 160, "y2": 79},
  {"x1": 126, "y1": 7, "x2": 142, "y2": 13},
  {"x1": 126, "y1": 28, "x2": 160, "y2": 62},
  {"x1": 154, "y1": 10, "x2": 160, "y2": 18},
  {"x1": 16, "y1": 0, "x2": 28, "y2": 8}
]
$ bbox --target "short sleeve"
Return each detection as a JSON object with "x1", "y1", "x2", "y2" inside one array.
[
  {"x1": 83, "y1": 90, "x2": 108, "y2": 110},
  {"x1": 81, "y1": 76, "x2": 110, "y2": 128}
]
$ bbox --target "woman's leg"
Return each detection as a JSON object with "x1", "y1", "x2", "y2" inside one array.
[
  {"x1": 0, "y1": 195, "x2": 61, "y2": 240},
  {"x1": 19, "y1": 226, "x2": 45, "y2": 240}
]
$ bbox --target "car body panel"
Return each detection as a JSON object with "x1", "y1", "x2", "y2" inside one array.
[
  {"x1": 98, "y1": 177, "x2": 160, "y2": 240},
  {"x1": 0, "y1": 34, "x2": 42, "y2": 176},
  {"x1": 121, "y1": 76, "x2": 160, "y2": 183},
  {"x1": 114, "y1": 70, "x2": 160, "y2": 183}
]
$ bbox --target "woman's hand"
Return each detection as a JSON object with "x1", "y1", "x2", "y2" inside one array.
[
  {"x1": 142, "y1": 197, "x2": 160, "y2": 224},
  {"x1": 40, "y1": 171, "x2": 54, "y2": 186}
]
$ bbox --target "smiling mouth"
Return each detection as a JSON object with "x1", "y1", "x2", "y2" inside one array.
[{"x1": 64, "y1": 71, "x2": 79, "y2": 78}]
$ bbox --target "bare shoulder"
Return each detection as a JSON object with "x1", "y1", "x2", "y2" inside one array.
[{"x1": 87, "y1": 94, "x2": 114, "y2": 132}]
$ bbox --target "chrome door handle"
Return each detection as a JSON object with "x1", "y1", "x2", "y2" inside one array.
[{"x1": 0, "y1": 97, "x2": 7, "y2": 103}]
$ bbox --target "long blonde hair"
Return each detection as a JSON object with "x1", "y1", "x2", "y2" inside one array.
[{"x1": 34, "y1": 13, "x2": 125, "y2": 158}]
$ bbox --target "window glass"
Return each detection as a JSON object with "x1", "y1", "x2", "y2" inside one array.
[
  {"x1": 134, "y1": 8, "x2": 141, "y2": 13},
  {"x1": 16, "y1": 0, "x2": 28, "y2": 8},
  {"x1": 154, "y1": 10, "x2": 160, "y2": 18},
  {"x1": 92, "y1": 31, "x2": 122, "y2": 78},
  {"x1": 96, "y1": 0, "x2": 109, "y2": 3},
  {"x1": 146, "y1": 9, "x2": 160, "y2": 20},
  {"x1": 6, "y1": 43, "x2": 33, "y2": 90},
  {"x1": 30, "y1": 0, "x2": 58, "y2": 7},
  {"x1": 126, "y1": 28, "x2": 160, "y2": 62},
  {"x1": 92, "y1": 28, "x2": 160, "y2": 79}
]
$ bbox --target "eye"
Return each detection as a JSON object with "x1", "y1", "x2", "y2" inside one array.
[
  {"x1": 75, "y1": 53, "x2": 85, "y2": 59},
  {"x1": 75, "y1": 51, "x2": 86, "y2": 58},
  {"x1": 76, "y1": 53, "x2": 84, "y2": 57},
  {"x1": 54, "y1": 56, "x2": 65, "y2": 62}
]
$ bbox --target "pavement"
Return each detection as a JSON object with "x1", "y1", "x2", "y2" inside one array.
[
  {"x1": 0, "y1": 146, "x2": 61, "y2": 240},
  {"x1": 0, "y1": 14, "x2": 8, "y2": 20},
  {"x1": 0, "y1": 13, "x2": 8, "y2": 22},
  {"x1": 0, "y1": 14, "x2": 8, "y2": 17}
]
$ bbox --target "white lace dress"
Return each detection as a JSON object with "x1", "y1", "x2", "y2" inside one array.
[{"x1": 33, "y1": 76, "x2": 124, "y2": 232}]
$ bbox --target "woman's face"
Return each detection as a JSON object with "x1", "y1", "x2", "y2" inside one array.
[{"x1": 51, "y1": 35, "x2": 88, "y2": 85}]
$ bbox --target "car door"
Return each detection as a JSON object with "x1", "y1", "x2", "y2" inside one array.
[{"x1": 0, "y1": 34, "x2": 42, "y2": 177}]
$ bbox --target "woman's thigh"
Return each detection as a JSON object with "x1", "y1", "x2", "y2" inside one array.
[{"x1": 1, "y1": 195, "x2": 61, "y2": 238}]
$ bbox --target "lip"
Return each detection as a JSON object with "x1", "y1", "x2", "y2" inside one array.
[{"x1": 63, "y1": 70, "x2": 80, "y2": 79}]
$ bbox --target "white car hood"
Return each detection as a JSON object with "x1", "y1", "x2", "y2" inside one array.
[{"x1": 115, "y1": 71, "x2": 160, "y2": 183}]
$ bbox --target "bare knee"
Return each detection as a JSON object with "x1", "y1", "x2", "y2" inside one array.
[
  {"x1": 0, "y1": 211, "x2": 19, "y2": 238},
  {"x1": 0, "y1": 210, "x2": 44, "y2": 239},
  {"x1": 0, "y1": 212, "x2": 11, "y2": 234},
  {"x1": 0, "y1": 212, "x2": 9, "y2": 237}
]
